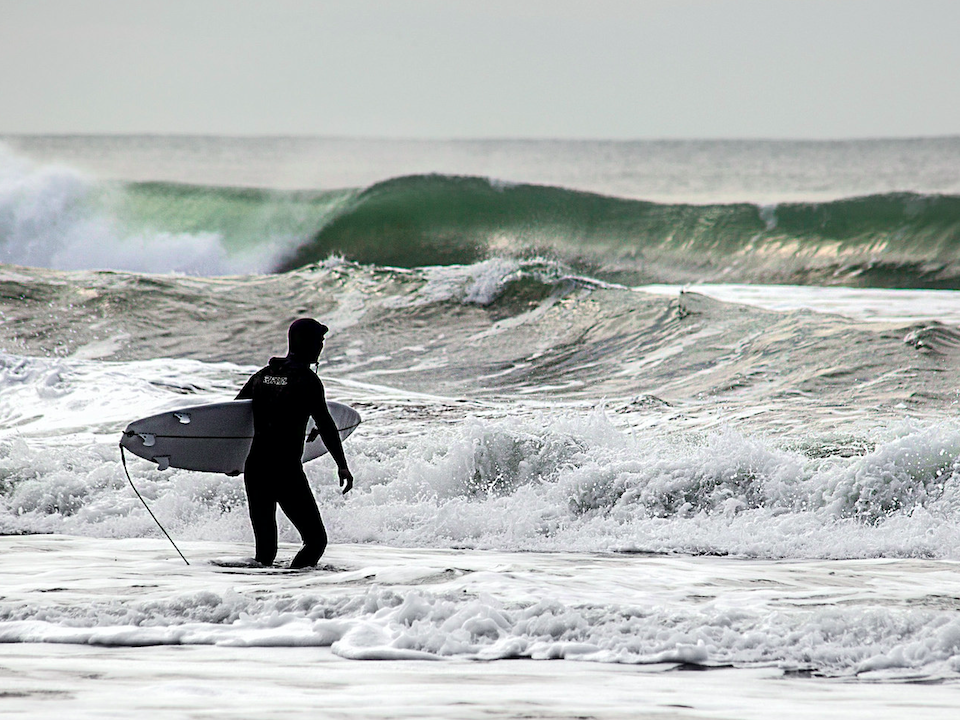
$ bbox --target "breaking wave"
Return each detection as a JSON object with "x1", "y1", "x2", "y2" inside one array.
[
  {"x1": 0, "y1": 147, "x2": 315, "y2": 274},
  {"x1": 5, "y1": 145, "x2": 960, "y2": 287},
  {"x1": 280, "y1": 175, "x2": 960, "y2": 289},
  {"x1": 3, "y1": 382, "x2": 960, "y2": 560}
]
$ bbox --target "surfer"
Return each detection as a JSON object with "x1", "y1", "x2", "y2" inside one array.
[{"x1": 236, "y1": 318, "x2": 353, "y2": 568}]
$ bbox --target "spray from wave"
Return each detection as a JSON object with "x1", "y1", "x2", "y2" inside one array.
[{"x1": 0, "y1": 145, "x2": 300, "y2": 275}]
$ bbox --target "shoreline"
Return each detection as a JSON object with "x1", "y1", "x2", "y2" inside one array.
[{"x1": 4, "y1": 644, "x2": 958, "y2": 720}]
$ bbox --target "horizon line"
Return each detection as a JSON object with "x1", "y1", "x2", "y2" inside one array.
[{"x1": 3, "y1": 131, "x2": 959, "y2": 144}]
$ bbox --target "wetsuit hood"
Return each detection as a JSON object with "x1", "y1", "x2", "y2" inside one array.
[{"x1": 287, "y1": 318, "x2": 328, "y2": 363}]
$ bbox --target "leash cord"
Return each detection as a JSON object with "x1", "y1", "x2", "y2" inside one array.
[{"x1": 119, "y1": 443, "x2": 190, "y2": 565}]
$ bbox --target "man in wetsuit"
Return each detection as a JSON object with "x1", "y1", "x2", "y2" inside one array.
[{"x1": 236, "y1": 318, "x2": 353, "y2": 568}]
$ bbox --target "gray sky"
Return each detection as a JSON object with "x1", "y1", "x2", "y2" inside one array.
[{"x1": 2, "y1": 0, "x2": 958, "y2": 139}]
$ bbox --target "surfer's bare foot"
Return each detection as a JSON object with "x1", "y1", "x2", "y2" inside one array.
[{"x1": 211, "y1": 557, "x2": 270, "y2": 568}]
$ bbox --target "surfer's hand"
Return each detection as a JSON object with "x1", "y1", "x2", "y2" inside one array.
[{"x1": 338, "y1": 467, "x2": 354, "y2": 495}]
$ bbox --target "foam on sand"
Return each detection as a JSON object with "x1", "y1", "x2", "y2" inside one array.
[{"x1": 3, "y1": 536, "x2": 960, "y2": 682}]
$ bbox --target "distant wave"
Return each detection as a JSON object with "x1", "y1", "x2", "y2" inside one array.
[
  {"x1": 5, "y1": 142, "x2": 960, "y2": 286},
  {"x1": 278, "y1": 174, "x2": 960, "y2": 288}
]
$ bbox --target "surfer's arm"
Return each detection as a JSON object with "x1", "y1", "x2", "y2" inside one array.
[
  {"x1": 313, "y1": 405, "x2": 348, "y2": 470},
  {"x1": 310, "y1": 380, "x2": 353, "y2": 493}
]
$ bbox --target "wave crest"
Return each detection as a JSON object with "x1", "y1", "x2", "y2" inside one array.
[{"x1": 274, "y1": 174, "x2": 960, "y2": 288}]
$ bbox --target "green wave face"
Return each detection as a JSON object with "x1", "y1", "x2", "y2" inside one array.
[
  {"x1": 108, "y1": 182, "x2": 357, "y2": 252},
  {"x1": 64, "y1": 175, "x2": 960, "y2": 288},
  {"x1": 275, "y1": 174, "x2": 669, "y2": 270},
  {"x1": 272, "y1": 175, "x2": 960, "y2": 288}
]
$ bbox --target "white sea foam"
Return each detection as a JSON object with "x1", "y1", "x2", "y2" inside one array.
[
  {"x1": 635, "y1": 283, "x2": 960, "y2": 324},
  {"x1": 3, "y1": 350, "x2": 960, "y2": 560},
  {"x1": 0, "y1": 145, "x2": 285, "y2": 275},
  {"x1": 379, "y1": 258, "x2": 526, "y2": 309},
  {"x1": 2, "y1": 537, "x2": 960, "y2": 681}
]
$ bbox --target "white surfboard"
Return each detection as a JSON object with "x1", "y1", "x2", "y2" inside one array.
[{"x1": 120, "y1": 399, "x2": 361, "y2": 475}]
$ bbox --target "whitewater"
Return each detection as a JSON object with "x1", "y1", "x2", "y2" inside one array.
[{"x1": 2, "y1": 136, "x2": 960, "y2": 718}]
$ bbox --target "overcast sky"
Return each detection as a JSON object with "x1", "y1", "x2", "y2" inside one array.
[{"x1": 2, "y1": 0, "x2": 958, "y2": 139}]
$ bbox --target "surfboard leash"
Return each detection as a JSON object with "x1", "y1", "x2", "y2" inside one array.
[{"x1": 119, "y1": 444, "x2": 190, "y2": 566}]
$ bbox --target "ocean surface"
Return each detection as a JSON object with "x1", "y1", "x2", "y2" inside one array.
[{"x1": 2, "y1": 136, "x2": 960, "y2": 717}]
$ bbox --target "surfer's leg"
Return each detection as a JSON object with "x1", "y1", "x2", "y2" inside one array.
[
  {"x1": 244, "y1": 473, "x2": 279, "y2": 565},
  {"x1": 279, "y1": 470, "x2": 327, "y2": 568}
]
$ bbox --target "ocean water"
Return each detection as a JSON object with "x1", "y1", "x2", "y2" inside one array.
[{"x1": 2, "y1": 136, "x2": 960, "y2": 717}]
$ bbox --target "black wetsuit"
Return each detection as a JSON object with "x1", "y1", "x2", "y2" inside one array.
[{"x1": 236, "y1": 355, "x2": 347, "y2": 568}]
